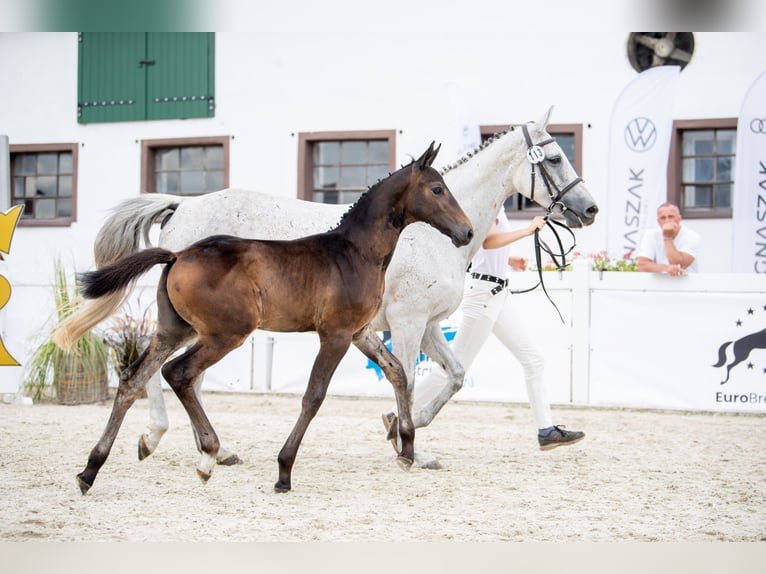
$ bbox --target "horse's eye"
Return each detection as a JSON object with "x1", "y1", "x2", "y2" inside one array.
[
  {"x1": 548, "y1": 156, "x2": 562, "y2": 165},
  {"x1": 432, "y1": 186, "x2": 444, "y2": 195}
]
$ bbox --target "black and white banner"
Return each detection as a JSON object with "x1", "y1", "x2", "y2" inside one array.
[
  {"x1": 606, "y1": 66, "x2": 681, "y2": 259},
  {"x1": 732, "y1": 69, "x2": 766, "y2": 273}
]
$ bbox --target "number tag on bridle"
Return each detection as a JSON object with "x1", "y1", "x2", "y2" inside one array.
[{"x1": 527, "y1": 145, "x2": 545, "y2": 164}]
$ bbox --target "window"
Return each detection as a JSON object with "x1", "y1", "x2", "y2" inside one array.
[
  {"x1": 668, "y1": 118, "x2": 736, "y2": 218},
  {"x1": 480, "y1": 124, "x2": 583, "y2": 219},
  {"x1": 298, "y1": 131, "x2": 396, "y2": 204},
  {"x1": 141, "y1": 137, "x2": 229, "y2": 195},
  {"x1": 10, "y1": 143, "x2": 78, "y2": 226},
  {"x1": 78, "y1": 32, "x2": 215, "y2": 124}
]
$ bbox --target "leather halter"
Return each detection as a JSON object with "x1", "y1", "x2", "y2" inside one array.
[{"x1": 520, "y1": 124, "x2": 584, "y2": 214}]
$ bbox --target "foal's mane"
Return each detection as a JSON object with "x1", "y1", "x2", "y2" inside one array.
[{"x1": 330, "y1": 154, "x2": 419, "y2": 232}]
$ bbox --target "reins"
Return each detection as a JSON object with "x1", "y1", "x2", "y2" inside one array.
[{"x1": 506, "y1": 125, "x2": 584, "y2": 323}]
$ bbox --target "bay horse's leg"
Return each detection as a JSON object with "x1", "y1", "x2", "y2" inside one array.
[
  {"x1": 275, "y1": 335, "x2": 351, "y2": 492},
  {"x1": 353, "y1": 327, "x2": 415, "y2": 468},
  {"x1": 191, "y1": 371, "x2": 242, "y2": 465},
  {"x1": 160, "y1": 336, "x2": 245, "y2": 483},
  {"x1": 77, "y1": 335, "x2": 183, "y2": 494}
]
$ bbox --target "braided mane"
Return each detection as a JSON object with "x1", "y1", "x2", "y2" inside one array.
[{"x1": 439, "y1": 126, "x2": 513, "y2": 177}]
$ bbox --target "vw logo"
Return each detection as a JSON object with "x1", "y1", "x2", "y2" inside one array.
[
  {"x1": 624, "y1": 117, "x2": 657, "y2": 152},
  {"x1": 750, "y1": 118, "x2": 766, "y2": 134},
  {"x1": 526, "y1": 145, "x2": 545, "y2": 164}
]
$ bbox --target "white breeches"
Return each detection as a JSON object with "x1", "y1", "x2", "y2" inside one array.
[{"x1": 413, "y1": 277, "x2": 554, "y2": 430}]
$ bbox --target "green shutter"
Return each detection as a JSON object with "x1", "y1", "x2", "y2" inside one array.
[
  {"x1": 78, "y1": 33, "x2": 215, "y2": 124},
  {"x1": 78, "y1": 33, "x2": 146, "y2": 123},
  {"x1": 146, "y1": 33, "x2": 215, "y2": 120}
]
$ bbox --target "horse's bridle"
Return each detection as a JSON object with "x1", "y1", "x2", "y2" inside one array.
[
  {"x1": 520, "y1": 123, "x2": 584, "y2": 214},
  {"x1": 508, "y1": 124, "x2": 586, "y2": 322}
]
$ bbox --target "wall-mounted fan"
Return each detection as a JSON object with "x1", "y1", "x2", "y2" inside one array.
[{"x1": 627, "y1": 32, "x2": 695, "y2": 72}]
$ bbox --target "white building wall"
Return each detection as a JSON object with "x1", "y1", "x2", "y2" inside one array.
[{"x1": 1, "y1": 28, "x2": 765, "y2": 397}]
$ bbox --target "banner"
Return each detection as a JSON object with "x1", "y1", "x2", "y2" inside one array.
[
  {"x1": 606, "y1": 66, "x2": 681, "y2": 259},
  {"x1": 732, "y1": 69, "x2": 766, "y2": 273}
]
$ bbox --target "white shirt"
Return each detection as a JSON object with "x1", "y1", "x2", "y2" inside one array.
[
  {"x1": 636, "y1": 225, "x2": 701, "y2": 273},
  {"x1": 470, "y1": 211, "x2": 513, "y2": 279}
]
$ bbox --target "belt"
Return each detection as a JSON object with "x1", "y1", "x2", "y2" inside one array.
[{"x1": 470, "y1": 272, "x2": 508, "y2": 295}]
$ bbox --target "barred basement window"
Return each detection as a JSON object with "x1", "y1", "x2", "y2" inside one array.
[
  {"x1": 298, "y1": 131, "x2": 396, "y2": 204},
  {"x1": 668, "y1": 118, "x2": 736, "y2": 219},
  {"x1": 10, "y1": 143, "x2": 78, "y2": 226},
  {"x1": 141, "y1": 137, "x2": 229, "y2": 196}
]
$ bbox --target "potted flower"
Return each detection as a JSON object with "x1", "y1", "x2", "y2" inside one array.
[
  {"x1": 23, "y1": 262, "x2": 109, "y2": 404},
  {"x1": 102, "y1": 300, "x2": 156, "y2": 395}
]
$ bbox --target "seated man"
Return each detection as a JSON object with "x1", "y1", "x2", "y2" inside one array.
[{"x1": 637, "y1": 202, "x2": 701, "y2": 276}]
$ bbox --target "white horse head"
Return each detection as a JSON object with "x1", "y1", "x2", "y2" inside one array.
[{"x1": 507, "y1": 107, "x2": 597, "y2": 228}]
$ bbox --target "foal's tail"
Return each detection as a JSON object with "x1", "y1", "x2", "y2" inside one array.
[
  {"x1": 712, "y1": 341, "x2": 732, "y2": 368},
  {"x1": 79, "y1": 248, "x2": 176, "y2": 300},
  {"x1": 52, "y1": 248, "x2": 176, "y2": 351},
  {"x1": 51, "y1": 195, "x2": 183, "y2": 351}
]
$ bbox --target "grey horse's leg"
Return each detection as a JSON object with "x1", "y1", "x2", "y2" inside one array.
[
  {"x1": 382, "y1": 320, "x2": 466, "y2": 470},
  {"x1": 414, "y1": 321, "x2": 466, "y2": 427}
]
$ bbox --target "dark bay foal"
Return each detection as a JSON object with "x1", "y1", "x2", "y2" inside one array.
[{"x1": 73, "y1": 142, "x2": 473, "y2": 493}]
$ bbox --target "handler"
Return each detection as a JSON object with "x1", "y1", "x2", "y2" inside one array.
[{"x1": 387, "y1": 210, "x2": 585, "y2": 453}]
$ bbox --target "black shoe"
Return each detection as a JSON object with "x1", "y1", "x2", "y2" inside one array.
[{"x1": 538, "y1": 426, "x2": 585, "y2": 451}]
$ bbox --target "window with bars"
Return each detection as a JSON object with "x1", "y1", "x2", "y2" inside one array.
[
  {"x1": 668, "y1": 119, "x2": 736, "y2": 218},
  {"x1": 141, "y1": 137, "x2": 229, "y2": 195},
  {"x1": 480, "y1": 124, "x2": 583, "y2": 219},
  {"x1": 681, "y1": 129, "x2": 735, "y2": 211},
  {"x1": 10, "y1": 144, "x2": 77, "y2": 226},
  {"x1": 298, "y1": 131, "x2": 396, "y2": 205}
]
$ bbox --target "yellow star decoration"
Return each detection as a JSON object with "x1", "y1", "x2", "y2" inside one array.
[
  {"x1": 0, "y1": 205, "x2": 23, "y2": 366},
  {"x1": 0, "y1": 205, "x2": 23, "y2": 253}
]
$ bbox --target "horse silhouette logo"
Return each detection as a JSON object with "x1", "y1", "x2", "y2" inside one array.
[{"x1": 712, "y1": 326, "x2": 766, "y2": 384}]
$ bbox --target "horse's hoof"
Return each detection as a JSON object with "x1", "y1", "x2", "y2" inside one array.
[
  {"x1": 196, "y1": 469, "x2": 212, "y2": 483},
  {"x1": 137, "y1": 436, "x2": 152, "y2": 461},
  {"x1": 217, "y1": 453, "x2": 242, "y2": 466},
  {"x1": 419, "y1": 459, "x2": 442, "y2": 470},
  {"x1": 76, "y1": 474, "x2": 92, "y2": 495},
  {"x1": 396, "y1": 455, "x2": 413, "y2": 471},
  {"x1": 381, "y1": 412, "x2": 401, "y2": 455},
  {"x1": 274, "y1": 481, "x2": 291, "y2": 493}
]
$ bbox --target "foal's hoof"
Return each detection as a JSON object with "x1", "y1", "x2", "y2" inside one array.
[
  {"x1": 396, "y1": 456, "x2": 413, "y2": 471},
  {"x1": 76, "y1": 474, "x2": 93, "y2": 495},
  {"x1": 381, "y1": 412, "x2": 401, "y2": 455},
  {"x1": 217, "y1": 453, "x2": 242, "y2": 466},
  {"x1": 274, "y1": 480, "x2": 291, "y2": 493},
  {"x1": 137, "y1": 436, "x2": 152, "y2": 461},
  {"x1": 196, "y1": 469, "x2": 212, "y2": 484}
]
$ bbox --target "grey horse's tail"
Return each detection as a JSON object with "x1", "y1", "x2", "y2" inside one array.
[
  {"x1": 52, "y1": 195, "x2": 183, "y2": 351},
  {"x1": 94, "y1": 194, "x2": 181, "y2": 267},
  {"x1": 712, "y1": 341, "x2": 731, "y2": 368}
]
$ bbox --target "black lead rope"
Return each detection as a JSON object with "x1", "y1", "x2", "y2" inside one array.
[{"x1": 509, "y1": 214, "x2": 576, "y2": 323}]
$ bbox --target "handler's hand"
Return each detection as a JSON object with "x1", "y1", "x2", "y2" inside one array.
[{"x1": 528, "y1": 216, "x2": 546, "y2": 235}]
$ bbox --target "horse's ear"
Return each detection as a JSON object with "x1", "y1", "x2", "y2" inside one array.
[
  {"x1": 537, "y1": 106, "x2": 554, "y2": 128},
  {"x1": 415, "y1": 141, "x2": 440, "y2": 170}
]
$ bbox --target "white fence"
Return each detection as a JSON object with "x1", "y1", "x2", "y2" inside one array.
[{"x1": 3, "y1": 260, "x2": 766, "y2": 413}]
